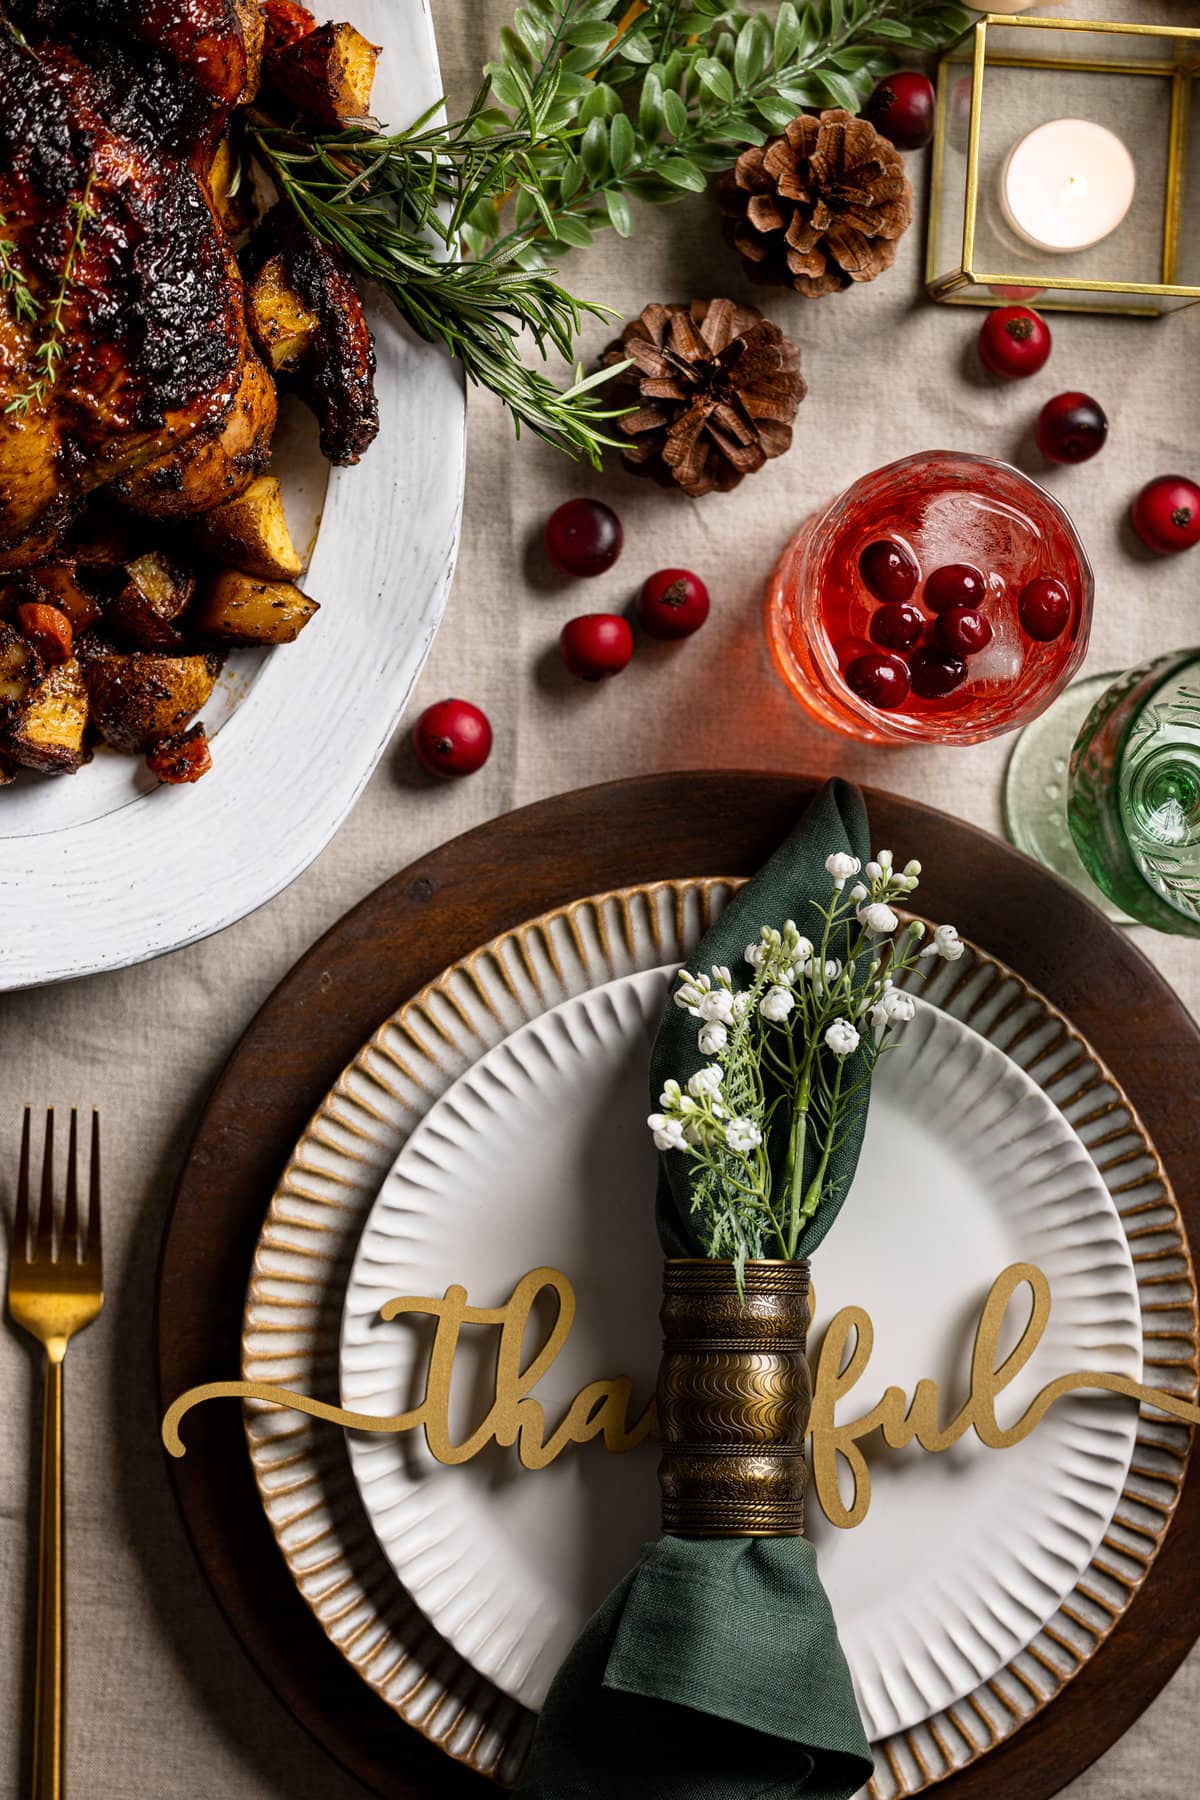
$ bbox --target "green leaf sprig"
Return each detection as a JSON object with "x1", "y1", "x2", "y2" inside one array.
[{"x1": 467, "y1": 0, "x2": 971, "y2": 264}]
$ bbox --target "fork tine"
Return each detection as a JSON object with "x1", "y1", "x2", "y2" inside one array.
[
  {"x1": 14, "y1": 1107, "x2": 31, "y2": 1263},
  {"x1": 63, "y1": 1109, "x2": 79, "y2": 1259},
  {"x1": 85, "y1": 1110, "x2": 101, "y2": 1269},
  {"x1": 35, "y1": 1109, "x2": 55, "y2": 1260}
]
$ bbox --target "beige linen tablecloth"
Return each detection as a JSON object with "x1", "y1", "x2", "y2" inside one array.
[{"x1": 1, "y1": 2, "x2": 1197, "y2": 1794}]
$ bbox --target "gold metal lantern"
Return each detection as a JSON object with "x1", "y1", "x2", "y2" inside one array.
[{"x1": 926, "y1": 14, "x2": 1200, "y2": 316}]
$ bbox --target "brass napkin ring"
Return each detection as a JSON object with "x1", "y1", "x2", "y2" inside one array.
[{"x1": 656, "y1": 1258, "x2": 812, "y2": 1538}]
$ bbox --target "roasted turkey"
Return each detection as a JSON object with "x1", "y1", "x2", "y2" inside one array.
[{"x1": 0, "y1": 0, "x2": 377, "y2": 571}]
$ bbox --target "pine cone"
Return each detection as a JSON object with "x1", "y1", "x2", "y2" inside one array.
[
  {"x1": 718, "y1": 109, "x2": 913, "y2": 299},
  {"x1": 601, "y1": 298, "x2": 805, "y2": 498}
]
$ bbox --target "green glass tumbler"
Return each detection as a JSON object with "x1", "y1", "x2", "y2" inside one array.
[{"x1": 1006, "y1": 650, "x2": 1200, "y2": 935}]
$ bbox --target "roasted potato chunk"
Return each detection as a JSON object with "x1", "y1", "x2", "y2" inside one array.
[
  {"x1": 246, "y1": 214, "x2": 378, "y2": 466},
  {"x1": 246, "y1": 255, "x2": 321, "y2": 375},
  {"x1": 207, "y1": 136, "x2": 249, "y2": 237},
  {"x1": 267, "y1": 20, "x2": 380, "y2": 125},
  {"x1": 108, "y1": 550, "x2": 196, "y2": 649},
  {"x1": 262, "y1": 0, "x2": 316, "y2": 57},
  {"x1": 0, "y1": 621, "x2": 44, "y2": 728},
  {"x1": 2, "y1": 657, "x2": 88, "y2": 773},
  {"x1": 194, "y1": 569, "x2": 317, "y2": 644},
  {"x1": 191, "y1": 474, "x2": 305, "y2": 579},
  {"x1": 67, "y1": 512, "x2": 138, "y2": 572},
  {"x1": 22, "y1": 561, "x2": 102, "y2": 633},
  {"x1": 146, "y1": 722, "x2": 213, "y2": 785},
  {"x1": 85, "y1": 651, "x2": 221, "y2": 754}
]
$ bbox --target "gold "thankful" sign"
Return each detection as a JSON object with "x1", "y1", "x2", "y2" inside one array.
[{"x1": 163, "y1": 1261, "x2": 1200, "y2": 1529}]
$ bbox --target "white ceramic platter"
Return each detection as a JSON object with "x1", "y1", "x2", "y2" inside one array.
[
  {"x1": 0, "y1": 0, "x2": 465, "y2": 991},
  {"x1": 242, "y1": 882, "x2": 1197, "y2": 1795},
  {"x1": 339, "y1": 975, "x2": 1143, "y2": 1737}
]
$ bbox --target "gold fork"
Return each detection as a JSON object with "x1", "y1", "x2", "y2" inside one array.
[{"x1": 7, "y1": 1110, "x2": 104, "y2": 1800}]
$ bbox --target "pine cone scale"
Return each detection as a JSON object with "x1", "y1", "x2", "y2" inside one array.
[
  {"x1": 718, "y1": 107, "x2": 913, "y2": 299},
  {"x1": 601, "y1": 299, "x2": 805, "y2": 496}
]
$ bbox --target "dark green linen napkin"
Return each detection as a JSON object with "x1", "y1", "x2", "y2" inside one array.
[{"x1": 517, "y1": 780, "x2": 874, "y2": 1800}]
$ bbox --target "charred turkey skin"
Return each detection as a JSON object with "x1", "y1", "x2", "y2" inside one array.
[{"x1": 0, "y1": 12, "x2": 271, "y2": 562}]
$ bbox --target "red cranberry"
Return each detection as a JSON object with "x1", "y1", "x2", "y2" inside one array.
[
  {"x1": 638, "y1": 568, "x2": 710, "y2": 639},
  {"x1": 560, "y1": 613, "x2": 633, "y2": 680},
  {"x1": 977, "y1": 306, "x2": 1052, "y2": 380},
  {"x1": 544, "y1": 498, "x2": 623, "y2": 577},
  {"x1": 909, "y1": 648, "x2": 967, "y2": 698},
  {"x1": 1018, "y1": 576, "x2": 1071, "y2": 642},
  {"x1": 1036, "y1": 392, "x2": 1108, "y2": 465},
  {"x1": 1131, "y1": 475, "x2": 1200, "y2": 555},
  {"x1": 864, "y1": 72, "x2": 935, "y2": 151},
  {"x1": 413, "y1": 698, "x2": 493, "y2": 777},
  {"x1": 858, "y1": 539, "x2": 919, "y2": 604},
  {"x1": 924, "y1": 563, "x2": 986, "y2": 612},
  {"x1": 845, "y1": 652, "x2": 911, "y2": 711},
  {"x1": 933, "y1": 607, "x2": 993, "y2": 656},
  {"x1": 870, "y1": 602, "x2": 924, "y2": 651}
]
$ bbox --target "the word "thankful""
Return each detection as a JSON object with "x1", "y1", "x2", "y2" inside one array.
[{"x1": 162, "y1": 1261, "x2": 1200, "y2": 1529}]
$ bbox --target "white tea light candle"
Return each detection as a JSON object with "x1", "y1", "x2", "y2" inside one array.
[{"x1": 1001, "y1": 119, "x2": 1136, "y2": 254}]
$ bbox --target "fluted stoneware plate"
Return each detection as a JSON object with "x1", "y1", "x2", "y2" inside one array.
[
  {"x1": 340, "y1": 977, "x2": 1143, "y2": 1734},
  {"x1": 0, "y1": 0, "x2": 465, "y2": 991},
  {"x1": 242, "y1": 882, "x2": 1197, "y2": 1797}
]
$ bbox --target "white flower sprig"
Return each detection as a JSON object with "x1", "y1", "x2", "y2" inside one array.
[{"x1": 649, "y1": 848, "x2": 961, "y2": 1277}]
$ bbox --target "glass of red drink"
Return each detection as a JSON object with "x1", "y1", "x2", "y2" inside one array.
[{"x1": 765, "y1": 451, "x2": 1093, "y2": 745}]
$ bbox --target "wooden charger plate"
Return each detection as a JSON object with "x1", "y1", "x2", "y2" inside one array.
[{"x1": 157, "y1": 773, "x2": 1200, "y2": 1800}]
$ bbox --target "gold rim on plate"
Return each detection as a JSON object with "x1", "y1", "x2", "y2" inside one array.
[{"x1": 240, "y1": 879, "x2": 1197, "y2": 1794}]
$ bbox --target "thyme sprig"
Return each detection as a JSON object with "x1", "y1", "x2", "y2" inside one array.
[
  {"x1": 0, "y1": 209, "x2": 36, "y2": 325},
  {"x1": 5, "y1": 171, "x2": 96, "y2": 418}
]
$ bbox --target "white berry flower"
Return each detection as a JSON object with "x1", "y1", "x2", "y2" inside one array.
[
  {"x1": 673, "y1": 970, "x2": 712, "y2": 1015},
  {"x1": 791, "y1": 936, "x2": 814, "y2": 971},
  {"x1": 648, "y1": 1113, "x2": 688, "y2": 1153},
  {"x1": 724, "y1": 1117, "x2": 763, "y2": 1154},
  {"x1": 923, "y1": 923, "x2": 964, "y2": 962},
  {"x1": 698, "y1": 1021, "x2": 728, "y2": 1055},
  {"x1": 731, "y1": 991, "x2": 752, "y2": 1021},
  {"x1": 711, "y1": 964, "x2": 733, "y2": 988},
  {"x1": 857, "y1": 901, "x2": 899, "y2": 937},
  {"x1": 688, "y1": 1064, "x2": 724, "y2": 1099},
  {"x1": 824, "y1": 1018, "x2": 861, "y2": 1058},
  {"x1": 744, "y1": 942, "x2": 766, "y2": 969},
  {"x1": 864, "y1": 862, "x2": 882, "y2": 883},
  {"x1": 848, "y1": 882, "x2": 868, "y2": 904},
  {"x1": 658, "y1": 1079, "x2": 683, "y2": 1108},
  {"x1": 698, "y1": 988, "x2": 734, "y2": 1025},
  {"x1": 759, "y1": 984, "x2": 796, "y2": 1023},
  {"x1": 878, "y1": 850, "x2": 893, "y2": 870},
  {"x1": 824, "y1": 852, "x2": 861, "y2": 890},
  {"x1": 872, "y1": 988, "x2": 915, "y2": 1029},
  {"x1": 904, "y1": 859, "x2": 921, "y2": 879}
]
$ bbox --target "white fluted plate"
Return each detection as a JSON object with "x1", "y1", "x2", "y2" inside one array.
[{"x1": 340, "y1": 974, "x2": 1143, "y2": 1740}]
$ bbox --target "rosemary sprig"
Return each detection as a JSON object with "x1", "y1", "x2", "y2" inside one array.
[
  {"x1": 251, "y1": 71, "x2": 630, "y2": 465},
  {"x1": 5, "y1": 171, "x2": 96, "y2": 417},
  {"x1": 0, "y1": 209, "x2": 37, "y2": 325}
]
